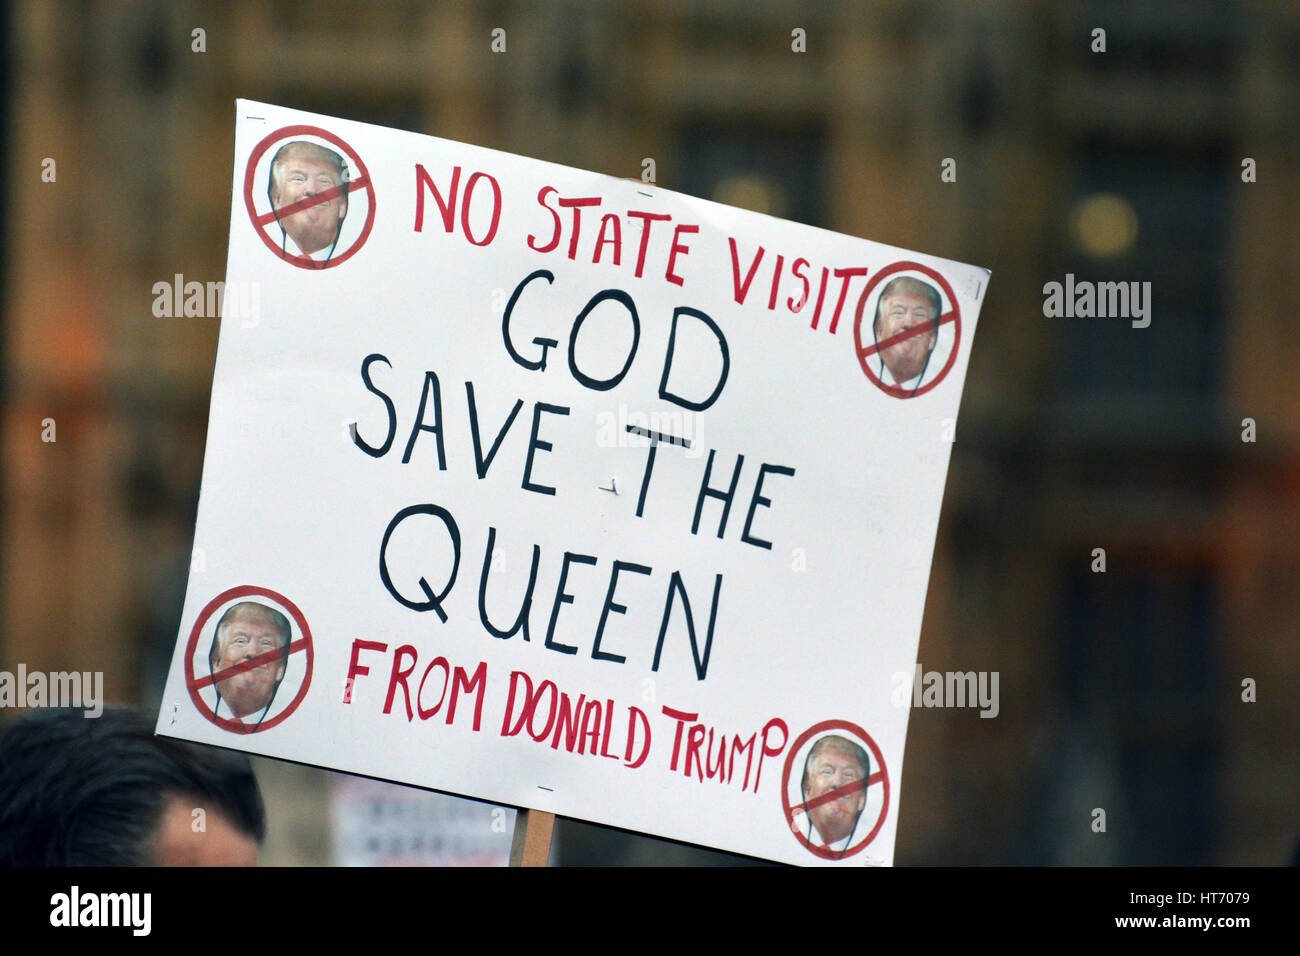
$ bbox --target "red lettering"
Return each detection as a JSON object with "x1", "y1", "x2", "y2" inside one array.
[
  {"x1": 662, "y1": 705, "x2": 699, "y2": 771},
  {"x1": 729, "y1": 733, "x2": 756, "y2": 790},
  {"x1": 828, "y1": 267, "x2": 869, "y2": 334},
  {"x1": 593, "y1": 214, "x2": 622, "y2": 266},
  {"x1": 383, "y1": 644, "x2": 418, "y2": 721},
  {"x1": 416, "y1": 656, "x2": 450, "y2": 720},
  {"x1": 550, "y1": 692, "x2": 585, "y2": 752},
  {"x1": 527, "y1": 680, "x2": 559, "y2": 741},
  {"x1": 767, "y1": 253, "x2": 785, "y2": 310},
  {"x1": 414, "y1": 164, "x2": 460, "y2": 233},
  {"x1": 666, "y1": 224, "x2": 698, "y2": 286},
  {"x1": 461, "y1": 172, "x2": 502, "y2": 247},
  {"x1": 810, "y1": 266, "x2": 829, "y2": 329},
  {"x1": 501, "y1": 670, "x2": 534, "y2": 736},
  {"x1": 705, "y1": 727, "x2": 727, "y2": 780},
  {"x1": 788, "y1": 258, "x2": 810, "y2": 313},
  {"x1": 579, "y1": 698, "x2": 602, "y2": 755},
  {"x1": 625, "y1": 706, "x2": 651, "y2": 768},
  {"x1": 600, "y1": 699, "x2": 619, "y2": 759},
  {"x1": 448, "y1": 661, "x2": 487, "y2": 730},
  {"x1": 755, "y1": 717, "x2": 789, "y2": 792},
  {"x1": 527, "y1": 186, "x2": 562, "y2": 253},
  {"x1": 344, "y1": 639, "x2": 388, "y2": 704},
  {"x1": 685, "y1": 723, "x2": 707, "y2": 781},
  {"x1": 557, "y1": 196, "x2": 601, "y2": 259},
  {"x1": 627, "y1": 210, "x2": 671, "y2": 278},
  {"x1": 728, "y1": 238, "x2": 766, "y2": 305}
]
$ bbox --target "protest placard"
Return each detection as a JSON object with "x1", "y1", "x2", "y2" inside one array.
[{"x1": 157, "y1": 100, "x2": 989, "y2": 865}]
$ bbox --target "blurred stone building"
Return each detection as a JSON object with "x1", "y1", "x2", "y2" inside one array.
[{"x1": 4, "y1": 0, "x2": 1297, "y2": 864}]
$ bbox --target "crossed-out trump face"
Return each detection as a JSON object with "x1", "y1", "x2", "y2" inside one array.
[
  {"x1": 268, "y1": 141, "x2": 349, "y2": 256},
  {"x1": 801, "y1": 734, "x2": 869, "y2": 847},
  {"x1": 208, "y1": 602, "x2": 291, "y2": 720},
  {"x1": 873, "y1": 276, "x2": 942, "y2": 386}
]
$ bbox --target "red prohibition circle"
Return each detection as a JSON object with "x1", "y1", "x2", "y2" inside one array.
[
  {"x1": 243, "y1": 125, "x2": 376, "y2": 270},
  {"x1": 781, "y1": 719, "x2": 890, "y2": 861},
  {"x1": 853, "y1": 261, "x2": 962, "y2": 399},
  {"x1": 184, "y1": 585, "x2": 314, "y2": 734}
]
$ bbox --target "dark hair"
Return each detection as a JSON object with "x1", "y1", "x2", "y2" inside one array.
[{"x1": 0, "y1": 707, "x2": 265, "y2": 865}]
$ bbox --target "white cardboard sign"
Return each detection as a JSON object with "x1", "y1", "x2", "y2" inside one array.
[{"x1": 157, "y1": 100, "x2": 989, "y2": 866}]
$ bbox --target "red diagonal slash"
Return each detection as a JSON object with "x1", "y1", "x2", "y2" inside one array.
[
  {"x1": 794, "y1": 770, "x2": 884, "y2": 816},
  {"x1": 857, "y1": 310, "x2": 956, "y2": 359},
  {"x1": 254, "y1": 177, "x2": 369, "y2": 227},
  {"x1": 193, "y1": 637, "x2": 309, "y2": 690}
]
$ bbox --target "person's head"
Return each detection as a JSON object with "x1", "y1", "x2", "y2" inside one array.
[
  {"x1": 209, "y1": 602, "x2": 291, "y2": 720},
  {"x1": 0, "y1": 707, "x2": 264, "y2": 865},
  {"x1": 268, "y1": 141, "x2": 349, "y2": 255},
  {"x1": 801, "y1": 734, "x2": 869, "y2": 846},
  {"x1": 874, "y1": 276, "x2": 942, "y2": 385}
]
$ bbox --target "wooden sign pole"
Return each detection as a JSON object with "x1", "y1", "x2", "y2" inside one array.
[{"x1": 509, "y1": 808, "x2": 555, "y2": 867}]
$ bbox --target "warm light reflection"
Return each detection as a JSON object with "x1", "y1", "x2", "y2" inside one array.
[
  {"x1": 1070, "y1": 192, "x2": 1139, "y2": 258},
  {"x1": 713, "y1": 174, "x2": 784, "y2": 217}
]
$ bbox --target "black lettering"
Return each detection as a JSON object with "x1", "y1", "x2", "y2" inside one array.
[
  {"x1": 592, "y1": 560, "x2": 653, "y2": 664},
  {"x1": 545, "y1": 551, "x2": 597, "y2": 655},
  {"x1": 352, "y1": 353, "x2": 397, "y2": 457},
  {"x1": 502, "y1": 270, "x2": 558, "y2": 371},
  {"x1": 567, "y1": 289, "x2": 640, "y2": 391},
  {"x1": 659, "y1": 306, "x2": 730, "y2": 412},
  {"x1": 636, "y1": 441, "x2": 658, "y2": 518},
  {"x1": 522, "y1": 402, "x2": 570, "y2": 496},
  {"x1": 465, "y1": 382, "x2": 523, "y2": 479},
  {"x1": 478, "y1": 526, "x2": 542, "y2": 642},
  {"x1": 652, "y1": 571, "x2": 722, "y2": 680},
  {"x1": 379, "y1": 504, "x2": 461, "y2": 622},
  {"x1": 741, "y1": 464, "x2": 796, "y2": 551},
  {"x1": 402, "y1": 371, "x2": 447, "y2": 468},
  {"x1": 691, "y1": 449, "x2": 744, "y2": 539}
]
